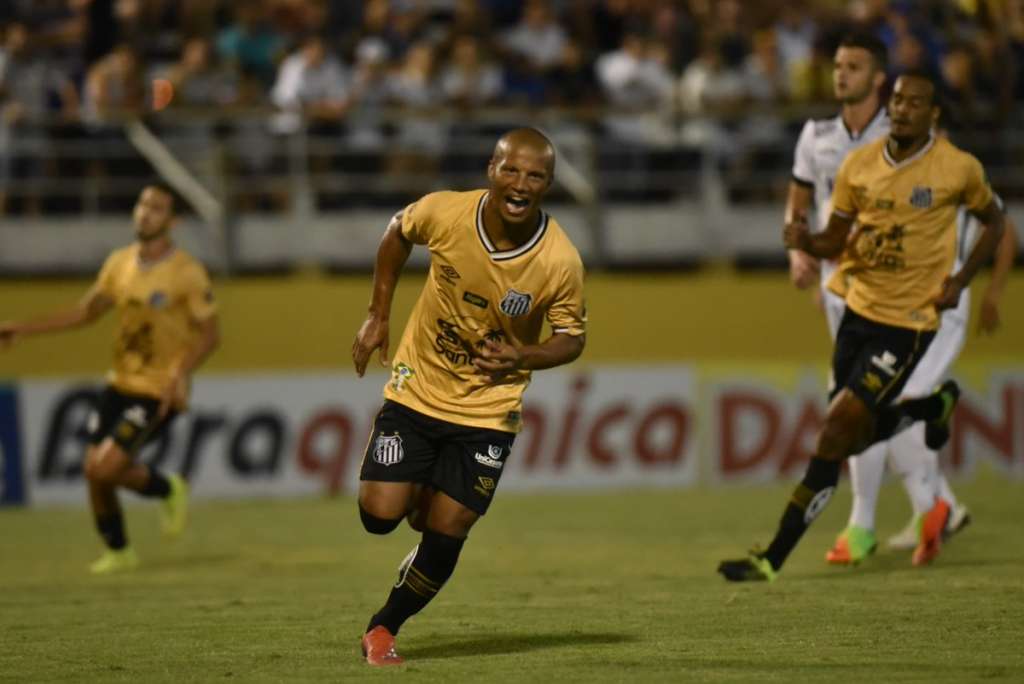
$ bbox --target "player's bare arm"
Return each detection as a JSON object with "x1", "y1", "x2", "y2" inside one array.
[
  {"x1": 978, "y1": 212, "x2": 1017, "y2": 333},
  {"x1": 0, "y1": 284, "x2": 114, "y2": 349},
  {"x1": 936, "y1": 199, "x2": 1006, "y2": 311},
  {"x1": 472, "y1": 332, "x2": 585, "y2": 381},
  {"x1": 158, "y1": 314, "x2": 221, "y2": 417},
  {"x1": 784, "y1": 210, "x2": 854, "y2": 259},
  {"x1": 353, "y1": 211, "x2": 413, "y2": 377},
  {"x1": 784, "y1": 181, "x2": 819, "y2": 288}
]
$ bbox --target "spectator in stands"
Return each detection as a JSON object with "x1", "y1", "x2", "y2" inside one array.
[
  {"x1": 596, "y1": 30, "x2": 675, "y2": 147},
  {"x1": 439, "y1": 34, "x2": 504, "y2": 109},
  {"x1": 82, "y1": 41, "x2": 144, "y2": 123},
  {"x1": 165, "y1": 36, "x2": 237, "y2": 108},
  {"x1": 270, "y1": 32, "x2": 349, "y2": 135},
  {"x1": 501, "y1": 0, "x2": 569, "y2": 104},
  {"x1": 346, "y1": 37, "x2": 391, "y2": 152},
  {"x1": 0, "y1": 20, "x2": 79, "y2": 215},
  {"x1": 774, "y1": 2, "x2": 817, "y2": 93},
  {"x1": 679, "y1": 34, "x2": 747, "y2": 145},
  {"x1": 386, "y1": 40, "x2": 444, "y2": 191},
  {"x1": 217, "y1": 0, "x2": 285, "y2": 87}
]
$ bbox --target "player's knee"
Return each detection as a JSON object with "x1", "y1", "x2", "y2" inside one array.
[
  {"x1": 84, "y1": 444, "x2": 127, "y2": 485},
  {"x1": 819, "y1": 395, "x2": 872, "y2": 458},
  {"x1": 358, "y1": 504, "x2": 403, "y2": 535}
]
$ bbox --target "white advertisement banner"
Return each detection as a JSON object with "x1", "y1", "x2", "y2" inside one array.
[
  {"x1": 15, "y1": 367, "x2": 699, "y2": 505},
  {"x1": 4, "y1": 365, "x2": 1021, "y2": 506}
]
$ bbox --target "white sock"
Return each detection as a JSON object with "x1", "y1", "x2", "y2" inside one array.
[
  {"x1": 936, "y1": 473, "x2": 958, "y2": 508},
  {"x1": 848, "y1": 441, "x2": 888, "y2": 531},
  {"x1": 889, "y1": 423, "x2": 938, "y2": 516}
]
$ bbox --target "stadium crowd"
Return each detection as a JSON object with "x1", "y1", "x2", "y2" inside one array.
[{"x1": 2, "y1": 0, "x2": 1023, "y2": 213}]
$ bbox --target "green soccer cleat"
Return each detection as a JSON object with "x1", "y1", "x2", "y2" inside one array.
[
  {"x1": 161, "y1": 474, "x2": 189, "y2": 538},
  {"x1": 825, "y1": 525, "x2": 878, "y2": 565},
  {"x1": 89, "y1": 547, "x2": 139, "y2": 575},
  {"x1": 924, "y1": 380, "x2": 960, "y2": 450},
  {"x1": 717, "y1": 552, "x2": 777, "y2": 582}
]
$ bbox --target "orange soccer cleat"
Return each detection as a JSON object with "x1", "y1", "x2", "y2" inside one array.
[
  {"x1": 912, "y1": 498, "x2": 951, "y2": 567},
  {"x1": 361, "y1": 626, "x2": 404, "y2": 666}
]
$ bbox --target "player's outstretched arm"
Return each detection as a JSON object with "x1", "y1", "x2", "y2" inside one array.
[
  {"x1": 353, "y1": 211, "x2": 413, "y2": 377},
  {"x1": 978, "y1": 212, "x2": 1018, "y2": 334},
  {"x1": 784, "y1": 181, "x2": 819, "y2": 289},
  {"x1": 472, "y1": 333, "x2": 585, "y2": 381},
  {"x1": 936, "y1": 199, "x2": 1006, "y2": 311},
  {"x1": 784, "y1": 211, "x2": 852, "y2": 260},
  {"x1": 159, "y1": 314, "x2": 221, "y2": 417},
  {"x1": 0, "y1": 285, "x2": 113, "y2": 349}
]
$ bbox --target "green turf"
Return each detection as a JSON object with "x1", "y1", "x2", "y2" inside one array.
[{"x1": 1, "y1": 471, "x2": 1022, "y2": 682}]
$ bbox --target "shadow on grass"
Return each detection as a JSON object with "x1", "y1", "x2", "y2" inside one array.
[
  {"x1": 143, "y1": 552, "x2": 240, "y2": 570},
  {"x1": 402, "y1": 631, "x2": 637, "y2": 660},
  {"x1": 795, "y1": 554, "x2": 1018, "y2": 581}
]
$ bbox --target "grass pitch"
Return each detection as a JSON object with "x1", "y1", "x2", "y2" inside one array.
[{"x1": 1, "y1": 471, "x2": 1022, "y2": 682}]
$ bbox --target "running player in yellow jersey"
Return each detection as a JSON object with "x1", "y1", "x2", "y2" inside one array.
[
  {"x1": 719, "y1": 70, "x2": 1006, "y2": 582},
  {"x1": 0, "y1": 185, "x2": 220, "y2": 574},
  {"x1": 350, "y1": 128, "x2": 586, "y2": 665}
]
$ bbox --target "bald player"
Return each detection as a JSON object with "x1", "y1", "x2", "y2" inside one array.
[{"x1": 351, "y1": 128, "x2": 586, "y2": 665}]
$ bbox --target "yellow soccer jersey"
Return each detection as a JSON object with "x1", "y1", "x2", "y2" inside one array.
[
  {"x1": 383, "y1": 190, "x2": 586, "y2": 432},
  {"x1": 827, "y1": 135, "x2": 993, "y2": 330},
  {"x1": 95, "y1": 244, "x2": 217, "y2": 407}
]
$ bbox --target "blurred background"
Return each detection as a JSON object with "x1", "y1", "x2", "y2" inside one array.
[{"x1": 1, "y1": 0, "x2": 1022, "y2": 506}]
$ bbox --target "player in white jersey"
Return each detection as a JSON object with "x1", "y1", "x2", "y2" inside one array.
[{"x1": 787, "y1": 32, "x2": 890, "y2": 335}]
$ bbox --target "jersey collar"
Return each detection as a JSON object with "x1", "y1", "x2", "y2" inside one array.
[
  {"x1": 476, "y1": 192, "x2": 549, "y2": 262},
  {"x1": 840, "y1": 105, "x2": 887, "y2": 141},
  {"x1": 882, "y1": 133, "x2": 935, "y2": 168}
]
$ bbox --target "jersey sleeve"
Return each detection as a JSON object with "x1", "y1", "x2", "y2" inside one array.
[
  {"x1": 546, "y1": 254, "x2": 586, "y2": 337},
  {"x1": 830, "y1": 154, "x2": 858, "y2": 218},
  {"x1": 960, "y1": 153, "x2": 994, "y2": 214},
  {"x1": 94, "y1": 251, "x2": 121, "y2": 298},
  {"x1": 183, "y1": 263, "x2": 218, "y2": 321},
  {"x1": 791, "y1": 120, "x2": 816, "y2": 188},
  {"x1": 400, "y1": 192, "x2": 443, "y2": 245}
]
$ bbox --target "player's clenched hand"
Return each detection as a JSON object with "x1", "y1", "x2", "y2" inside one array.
[
  {"x1": 0, "y1": 322, "x2": 17, "y2": 350},
  {"x1": 472, "y1": 341, "x2": 522, "y2": 382},
  {"x1": 788, "y1": 249, "x2": 820, "y2": 289},
  {"x1": 352, "y1": 314, "x2": 389, "y2": 378},
  {"x1": 933, "y1": 275, "x2": 965, "y2": 312},
  {"x1": 978, "y1": 292, "x2": 1001, "y2": 335},
  {"x1": 783, "y1": 214, "x2": 811, "y2": 251}
]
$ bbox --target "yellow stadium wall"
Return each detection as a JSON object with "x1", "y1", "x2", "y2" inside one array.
[{"x1": 1, "y1": 269, "x2": 1022, "y2": 376}]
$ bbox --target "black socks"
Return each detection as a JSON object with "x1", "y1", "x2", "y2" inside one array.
[
  {"x1": 96, "y1": 512, "x2": 127, "y2": 550},
  {"x1": 138, "y1": 467, "x2": 171, "y2": 499},
  {"x1": 368, "y1": 529, "x2": 466, "y2": 635},
  {"x1": 763, "y1": 458, "x2": 841, "y2": 571}
]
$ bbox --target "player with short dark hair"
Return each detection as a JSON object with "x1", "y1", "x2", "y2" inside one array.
[
  {"x1": 351, "y1": 128, "x2": 586, "y2": 665},
  {"x1": 719, "y1": 71, "x2": 1006, "y2": 581},
  {"x1": 0, "y1": 185, "x2": 220, "y2": 574}
]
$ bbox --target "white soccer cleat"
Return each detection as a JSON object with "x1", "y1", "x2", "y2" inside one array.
[
  {"x1": 887, "y1": 518, "x2": 919, "y2": 550},
  {"x1": 888, "y1": 502, "x2": 970, "y2": 550}
]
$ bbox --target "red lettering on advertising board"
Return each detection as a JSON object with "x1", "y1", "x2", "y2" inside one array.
[
  {"x1": 719, "y1": 392, "x2": 780, "y2": 474},
  {"x1": 587, "y1": 404, "x2": 629, "y2": 467},
  {"x1": 951, "y1": 387, "x2": 1018, "y2": 469},
  {"x1": 297, "y1": 411, "x2": 354, "y2": 495}
]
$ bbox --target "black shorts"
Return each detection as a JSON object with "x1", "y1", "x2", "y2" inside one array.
[
  {"x1": 85, "y1": 386, "x2": 177, "y2": 456},
  {"x1": 831, "y1": 309, "x2": 935, "y2": 410},
  {"x1": 359, "y1": 400, "x2": 515, "y2": 516}
]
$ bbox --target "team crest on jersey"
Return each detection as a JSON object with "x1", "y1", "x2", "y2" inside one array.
[
  {"x1": 910, "y1": 186, "x2": 933, "y2": 208},
  {"x1": 373, "y1": 433, "x2": 404, "y2": 466},
  {"x1": 499, "y1": 289, "x2": 533, "y2": 317},
  {"x1": 148, "y1": 291, "x2": 168, "y2": 309}
]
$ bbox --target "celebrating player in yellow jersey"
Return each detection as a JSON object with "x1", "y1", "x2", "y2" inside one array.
[
  {"x1": 719, "y1": 71, "x2": 1006, "y2": 582},
  {"x1": 351, "y1": 128, "x2": 586, "y2": 665},
  {"x1": 0, "y1": 185, "x2": 220, "y2": 574}
]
